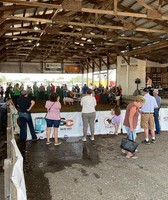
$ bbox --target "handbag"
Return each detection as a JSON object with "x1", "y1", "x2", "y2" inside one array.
[{"x1": 120, "y1": 134, "x2": 138, "y2": 153}]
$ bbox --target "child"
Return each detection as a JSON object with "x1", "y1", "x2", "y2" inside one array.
[{"x1": 111, "y1": 105, "x2": 121, "y2": 135}]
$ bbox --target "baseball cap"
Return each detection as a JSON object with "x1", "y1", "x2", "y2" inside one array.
[
  {"x1": 143, "y1": 87, "x2": 149, "y2": 92},
  {"x1": 21, "y1": 90, "x2": 28, "y2": 95}
]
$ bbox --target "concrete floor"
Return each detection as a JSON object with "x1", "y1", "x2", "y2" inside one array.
[{"x1": 20, "y1": 132, "x2": 168, "y2": 200}]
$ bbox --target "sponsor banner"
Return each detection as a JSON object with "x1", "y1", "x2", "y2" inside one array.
[
  {"x1": 27, "y1": 108, "x2": 168, "y2": 140},
  {"x1": 160, "y1": 108, "x2": 168, "y2": 131},
  {"x1": 43, "y1": 63, "x2": 62, "y2": 73}
]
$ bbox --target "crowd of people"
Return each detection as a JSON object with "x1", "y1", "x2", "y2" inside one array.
[
  {"x1": 80, "y1": 83, "x2": 161, "y2": 160},
  {"x1": 0, "y1": 77, "x2": 162, "y2": 160},
  {"x1": 2, "y1": 82, "x2": 123, "y2": 106}
]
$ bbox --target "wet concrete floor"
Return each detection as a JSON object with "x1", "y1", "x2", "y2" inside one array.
[{"x1": 19, "y1": 132, "x2": 168, "y2": 200}]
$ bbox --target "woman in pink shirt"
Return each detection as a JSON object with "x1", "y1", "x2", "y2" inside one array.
[{"x1": 45, "y1": 92, "x2": 61, "y2": 145}]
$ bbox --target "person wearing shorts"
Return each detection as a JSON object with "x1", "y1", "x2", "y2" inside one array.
[
  {"x1": 123, "y1": 95, "x2": 145, "y2": 158},
  {"x1": 141, "y1": 87, "x2": 158, "y2": 144},
  {"x1": 45, "y1": 92, "x2": 61, "y2": 146}
]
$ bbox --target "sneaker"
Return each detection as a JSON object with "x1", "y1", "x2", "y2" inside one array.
[
  {"x1": 54, "y1": 141, "x2": 62, "y2": 146},
  {"x1": 151, "y1": 139, "x2": 156, "y2": 143},
  {"x1": 90, "y1": 137, "x2": 95, "y2": 141},
  {"x1": 142, "y1": 140, "x2": 150, "y2": 144},
  {"x1": 82, "y1": 137, "x2": 86, "y2": 142}
]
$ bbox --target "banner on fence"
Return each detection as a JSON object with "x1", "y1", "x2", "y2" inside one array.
[
  {"x1": 27, "y1": 108, "x2": 168, "y2": 140},
  {"x1": 11, "y1": 139, "x2": 27, "y2": 200}
]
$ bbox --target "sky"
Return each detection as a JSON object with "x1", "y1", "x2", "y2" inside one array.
[
  {"x1": 1, "y1": 73, "x2": 80, "y2": 82},
  {"x1": 0, "y1": 70, "x2": 116, "y2": 89}
]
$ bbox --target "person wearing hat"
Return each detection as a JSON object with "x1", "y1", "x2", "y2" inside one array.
[
  {"x1": 17, "y1": 90, "x2": 37, "y2": 141},
  {"x1": 141, "y1": 87, "x2": 158, "y2": 144},
  {"x1": 153, "y1": 89, "x2": 161, "y2": 134}
]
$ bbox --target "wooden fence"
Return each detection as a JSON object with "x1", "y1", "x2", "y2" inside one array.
[{"x1": 3, "y1": 104, "x2": 18, "y2": 200}]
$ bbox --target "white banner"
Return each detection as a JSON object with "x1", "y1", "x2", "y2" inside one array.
[
  {"x1": 27, "y1": 108, "x2": 168, "y2": 140},
  {"x1": 11, "y1": 139, "x2": 27, "y2": 200}
]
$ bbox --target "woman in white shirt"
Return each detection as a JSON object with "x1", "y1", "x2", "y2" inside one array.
[{"x1": 80, "y1": 88, "x2": 97, "y2": 141}]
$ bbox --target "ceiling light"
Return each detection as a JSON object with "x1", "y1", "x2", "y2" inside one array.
[
  {"x1": 87, "y1": 39, "x2": 92, "y2": 42},
  {"x1": 34, "y1": 26, "x2": 39, "y2": 30},
  {"x1": 81, "y1": 37, "x2": 86, "y2": 40}
]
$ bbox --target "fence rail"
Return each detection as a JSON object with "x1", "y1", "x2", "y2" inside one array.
[{"x1": 3, "y1": 103, "x2": 25, "y2": 200}]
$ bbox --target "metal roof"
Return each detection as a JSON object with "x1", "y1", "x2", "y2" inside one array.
[{"x1": 0, "y1": 0, "x2": 168, "y2": 69}]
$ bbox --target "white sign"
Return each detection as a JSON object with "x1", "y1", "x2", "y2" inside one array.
[{"x1": 43, "y1": 63, "x2": 62, "y2": 73}]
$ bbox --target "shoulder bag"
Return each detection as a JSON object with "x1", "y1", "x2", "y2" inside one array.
[
  {"x1": 120, "y1": 133, "x2": 138, "y2": 153},
  {"x1": 45, "y1": 102, "x2": 55, "y2": 118}
]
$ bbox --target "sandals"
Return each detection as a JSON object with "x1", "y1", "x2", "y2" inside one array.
[
  {"x1": 54, "y1": 141, "x2": 62, "y2": 146},
  {"x1": 126, "y1": 155, "x2": 138, "y2": 159},
  {"x1": 46, "y1": 141, "x2": 51, "y2": 145},
  {"x1": 121, "y1": 149, "x2": 127, "y2": 154}
]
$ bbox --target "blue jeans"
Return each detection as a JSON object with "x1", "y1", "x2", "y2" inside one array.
[
  {"x1": 19, "y1": 112, "x2": 37, "y2": 140},
  {"x1": 154, "y1": 109, "x2": 160, "y2": 134},
  {"x1": 124, "y1": 126, "x2": 137, "y2": 141}
]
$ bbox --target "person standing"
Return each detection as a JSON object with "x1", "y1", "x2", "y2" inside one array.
[
  {"x1": 111, "y1": 105, "x2": 121, "y2": 135},
  {"x1": 153, "y1": 89, "x2": 161, "y2": 134},
  {"x1": 115, "y1": 86, "x2": 121, "y2": 106},
  {"x1": 45, "y1": 92, "x2": 61, "y2": 145},
  {"x1": 13, "y1": 83, "x2": 21, "y2": 107},
  {"x1": 141, "y1": 87, "x2": 158, "y2": 144},
  {"x1": 146, "y1": 77, "x2": 153, "y2": 95},
  {"x1": 17, "y1": 90, "x2": 37, "y2": 141},
  {"x1": 82, "y1": 84, "x2": 88, "y2": 95},
  {"x1": 123, "y1": 95, "x2": 145, "y2": 158},
  {"x1": 80, "y1": 88, "x2": 97, "y2": 141}
]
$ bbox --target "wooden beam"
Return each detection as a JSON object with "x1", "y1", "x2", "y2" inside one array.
[
  {"x1": 55, "y1": 20, "x2": 167, "y2": 34},
  {"x1": 92, "y1": 59, "x2": 100, "y2": 70},
  {"x1": 124, "y1": 41, "x2": 168, "y2": 56},
  {"x1": 99, "y1": 56, "x2": 108, "y2": 67},
  {"x1": 0, "y1": 23, "x2": 11, "y2": 37},
  {"x1": 0, "y1": 0, "x2": 62, "y2": 9},
  {"x1": 8, "y1": 15, "x2": 52, "y2": 23},
  {"x1": 8, "y1": 27, "x2": 43, "y2": 33},
  {"x1": 81, "y1": 7, "x2": 168, "y2": 21},
  {"x1": 157, "y1": 0, "x2": 163, "y2": 11},
  {"x1": 114, "y1": 0, "x2": 117, "y2": 15},
  {"x1": 115, "y1": 47, "x2": 130, "y2": 65},
  {"x1": 0, "y1": 5, "x2": 29, "y2": 12},
  {"x1": 136, "y1": 0, "x2": 155, "y2": 10},
  {"x1": 4, "y1": 35, "x2": 40, "y2": 40}
]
